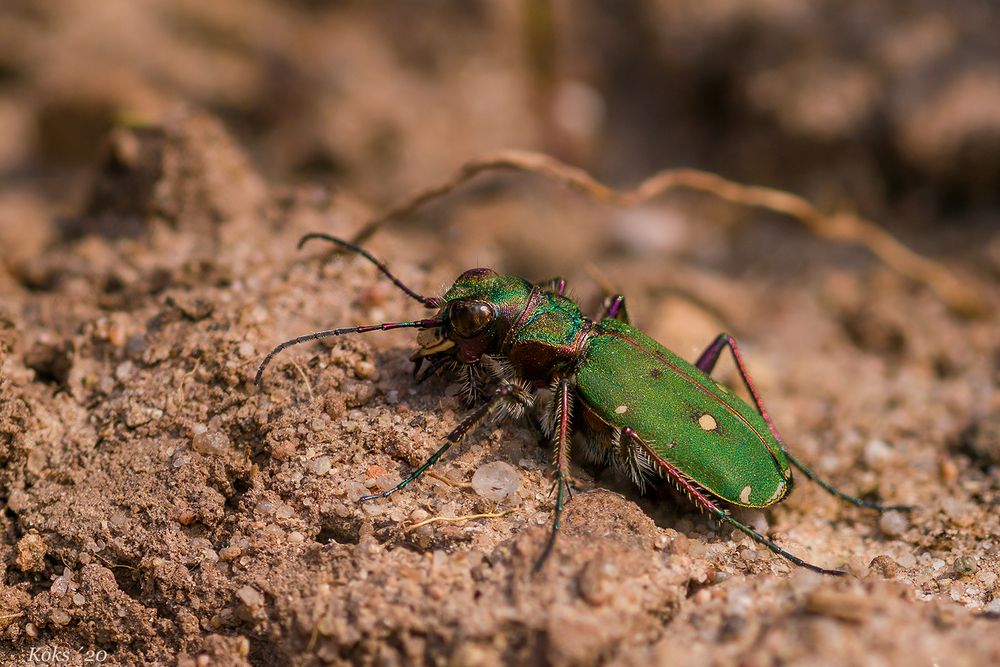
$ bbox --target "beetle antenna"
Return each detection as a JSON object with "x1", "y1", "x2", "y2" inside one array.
[
  {"x1": 298, "y1": 233, "x2": 442, "y2": 309},
  {"x1": 255, "y1": 317, "x2": 442, "y2": 385}
]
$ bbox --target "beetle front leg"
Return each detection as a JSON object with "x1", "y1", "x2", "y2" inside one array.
[
  {"x1": 694, "y1": 333, "x2": 912, "y2": 512},
  {"x1": 360, "y1": 381, "x2": 532, "y2": 502},
  {"x1": 534, "y1": 375, "x2": 574, "y2": 572}
]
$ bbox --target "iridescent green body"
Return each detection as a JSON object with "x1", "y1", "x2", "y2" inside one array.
[
  {"x1": 440, "y1": 271, "x2": 793, "y2": 508},
  {"x1": 259, "y1": 234, "x2": 910, "y2": 576},
  {"x1": 576, "y1": 318, "x2": 792, "y2": 508}
]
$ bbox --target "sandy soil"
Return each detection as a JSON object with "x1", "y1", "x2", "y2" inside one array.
[{"x1": 2, "y1": 3, "x2": 1000, "y2": 666}]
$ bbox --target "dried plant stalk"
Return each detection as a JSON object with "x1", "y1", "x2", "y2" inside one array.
[
  {"x1": 351, "y1": 149, "x2": 984, "y2": 317},
  {"x1": 405, "y1": 508, "x2": 517, "y2": 532}
]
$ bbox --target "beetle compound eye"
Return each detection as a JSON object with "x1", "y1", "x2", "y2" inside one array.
[{"x1": 449, "y1": 300, "x2": 495, "y2": 337}]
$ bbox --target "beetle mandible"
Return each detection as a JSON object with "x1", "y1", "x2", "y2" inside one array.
[{"x1": 256, "y1": 232, "x2": 910, "y2": 575}]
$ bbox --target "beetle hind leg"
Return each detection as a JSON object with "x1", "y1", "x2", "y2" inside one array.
[
  {"x1": 607, "y1": 427, "x2": 656, "y2": 491},
  {"x1": 694, "y1": 333, "x2": 913, "y2": 513},
  {"x1": 782, "y1": 450, "x2": 913, "y2": 512},
  {"x1": 622, "y1": 428, "x2": 845, "y2": 576}
]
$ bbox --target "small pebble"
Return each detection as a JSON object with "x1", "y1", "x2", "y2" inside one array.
[
  {"x1": 665, "y1": 532, "x2": 689, "y2": 556},
  {"x1": 863, "y1": 439, "x2": 893, "y2": 468},
  {"x1": 941, "y1": 497, "x2": 975, "y2": 527},
  {"x1": 354, "y1": 360, "x2": 378, "y2": 380},
  {"x1": 7, "y1": 489, "x2": 28, "y2": 512},
  {"x1": 72, "y1": 593, "x2": 86, "y2": 606},
  {"x1": 15, "y1": 534, "x2": 47, "y2": 572},
  {"x1": 114, "y1": 361, "x2": 134, "y2": 381},
  {"x1": 578, "y1": 558, "x2": 618, "y2": 606},
  {"x1": 471, "y1": 461, "x2": 521, "y2": 501},
  {"x1": 192, "y1": 430, "x2": 231, "y2": 457},
  {"x1": 219, "y1": 546, "x2": 242, "y2": 562},
  {"x1": 953, "y1": 555, "x2": 978, "y2": 577},
  {"x1": 49, "y1": 610, "x2": 71, "y2": 626},
  {"x1": 342, "y1": 481, "x2": 371, "y2": 501},
  {"x1": 869, "y1": 555, "x2": 899, "y2": 578},
  {"x1": 365, "y1": 464, "x2": 387, "y2": 480},
  {"x1": 51, "y1": 575, "x2": 70, "y2": 597},
  {"x1": 879, "y1": 510, "x2": 909, "y2": 537},
  {"x1": 938, "y1": 457, "x2": 959, "y2": 484},
  {"x1": 236, "y1": 585, "x2": 263, "y2": 609},
  {"x1": 308, "y1": 456, "x2": 332, "y2": 475},
  {"x1": 108, "y1": 320, "x2": 128, "y2": 347}
]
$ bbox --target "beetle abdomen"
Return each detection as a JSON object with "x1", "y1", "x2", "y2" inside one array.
[{"x1": 575, "y1": 318, "x2": 792, "y2": 508}]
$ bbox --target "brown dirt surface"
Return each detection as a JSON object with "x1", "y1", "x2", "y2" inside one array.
[{"x1": 2, "y1": 3, "x2": 1000, "y2": 667}]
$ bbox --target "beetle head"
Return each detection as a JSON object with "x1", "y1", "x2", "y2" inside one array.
[{"x1": 412, "y1": 268, "x2": 533, "y2": 365}]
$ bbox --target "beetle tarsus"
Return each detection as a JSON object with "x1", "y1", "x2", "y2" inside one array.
[{"x1": 783, "y1": 450, "x2": 915, "y2": 512}]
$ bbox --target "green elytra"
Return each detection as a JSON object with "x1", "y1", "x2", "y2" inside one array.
[
  {"x1": 577, "y1": 318, "x2": 792, "y2": 508},
  {"x1": 257, "y1": 233, "x2": 912, "y2": 576}
]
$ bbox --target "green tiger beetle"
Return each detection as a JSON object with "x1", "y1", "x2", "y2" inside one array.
[{"x1": 256, "y1": 232, "x2": 912, "y2": 575}]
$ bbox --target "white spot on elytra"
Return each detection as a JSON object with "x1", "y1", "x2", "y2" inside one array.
[
  {"x1": 740, "y1": 485, "x2": 753, "y2": 504},
  {"x1": 615, "y1": 405, "x2": 628, "y2": 415},
  {"x1": 765, "y1": 482, "x2": 786, "y2": 505},
  {"x1": 698, "y1": 414, "x2": 718, "y2": 431}
]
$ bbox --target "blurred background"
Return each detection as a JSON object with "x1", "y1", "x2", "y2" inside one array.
[
  {"x1": 1, "y1": 0, "x2": 999, "y2": 349},
  {"x1": 2, "y1": 0, "x2": 999, "y2": 234}
]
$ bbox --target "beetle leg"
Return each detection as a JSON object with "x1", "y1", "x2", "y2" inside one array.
[
  {"x1": 599, "y1": 294, "x2": 630, "y2": 323},
  {"x1": 539, "y1": 277, "x2": 568, "y2": 296},
  {"x1": 623, "y1": 428, "x2": 846, "y2": 576},
  {"x1": 360, "y1": 382, "x2": 531, "y2": 502},
  {"x1": 694, "y1": 333, "x2": 912, "y2": 512},
  {"x1": 461, "y1": 361, "x2": 485, "y2": 405},
  {"x1": 534, "y1": 376, "x2": 574, "y2": 571},
  {"x1": 413, "y1": 355, "x2": 451, "y2": 383},
  {"x1": 782, "y1": 450, "x2": 913, "y2": 511}
]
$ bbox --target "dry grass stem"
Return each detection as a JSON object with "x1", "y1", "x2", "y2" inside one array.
[
  {"x1": 290, "y1": 359, "x2": 316, "y2": 403},
  {"x1": 426, "y1": 471, "x2": 473, "y2": 489},
  {"x1": 405, "y1": 508, "x2": 517, "y2": 532},
  {"x1": 351, "y1": 149, "x2": 984, "y2": 317}
]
